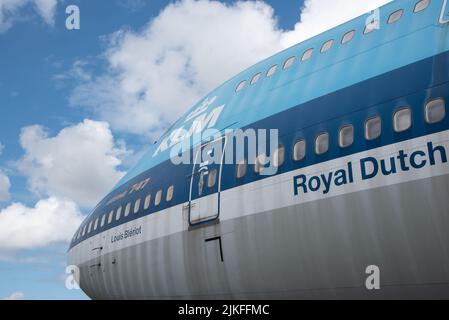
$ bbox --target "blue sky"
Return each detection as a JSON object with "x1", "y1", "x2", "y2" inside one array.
[
  {"x1": 0, "y1": 0, "x2": 306, "y2": 301},
  {"x1": 0, "y1": 0, "x2": 390, "y2": 300}
]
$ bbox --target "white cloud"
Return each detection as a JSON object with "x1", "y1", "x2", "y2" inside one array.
[
  {"x1": 0, "y1": 170, "x2": 10, "y2": 202},
  {"x1": 17, "y1": 119, "x2": 128, "y2": 208},
  {"x1": 70, "y1": 0, "x2": 392, "y2": 138},
  {"x1": 3, "y1": 291, "x2": 25, "y2": 300},
  {"x1": 70, "y1": 0, "x2": 284, "y2": 137},
  {"x1": 0, "y1": 197, "x2": 83, "y2": 250},
  {"x1": 0, "y1": 0, "x2": 58, "y2": 33},
  {"x1": 281, "y1": 0, "x2": 392, "y2": 47}
]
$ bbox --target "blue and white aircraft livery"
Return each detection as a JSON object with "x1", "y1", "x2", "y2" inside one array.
[{"x1": 68, "y1": 0, "x2": 449, "y2": 299}]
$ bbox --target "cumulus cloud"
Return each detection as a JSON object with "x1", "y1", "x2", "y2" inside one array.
[
  {"x1": 0, "y1": 0, "x2": 58, "y2": 33},
  {"x1": 0, "y1": 197, "x2": 83, "y2": 250},
  {"x1": 70, "y1": 0, "x2": 392, "y2": 138},
  {"x1": 282, "y1": 0, "x2": 392, "y2": 47},
  {"x1": 3, "y1": 291, "x2": 25, "y2": 300},
  {"x1": 0, "y1": 170, "x2": 10, "y2": 202},
  {"x1": 0, "y1": 141, "x2": 9, "y2": 201},
  {"x1": 70, "y1": 0, "x2": 283, "y2": 137},
  {"x1": 17, "y1": 119, "x2": 128, "y2": 208}
]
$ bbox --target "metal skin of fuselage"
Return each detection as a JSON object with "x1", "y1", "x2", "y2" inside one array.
[{"x1": 68, "y1": 0, "x2": 449, "y2": 299}]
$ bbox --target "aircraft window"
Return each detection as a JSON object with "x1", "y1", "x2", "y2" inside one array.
[
  {"x1": 339, "y1": 125, "x2": 354, "y2": 148},
  {"x1": 100, "y1": 214, "x2": 106, "y2": 227},
  {"x1": 208, "y1": 169, "x2": 217, "y2": 188},
  {"x1": 251, "y1": 72, "x2": 261, "y2": 85},
  {"x1": 365, "y1": 116, "x2": 382, "y2": 140},
  {"x1": 255, "y1": 154, "x2": 267, "y2": 174},
  {"x1": 134, "y1": 198, "x2": 141, "y2": 214},
  {"x1": 293, "y1": 139, "x2": 306, "y2": 161},
  {"x1": 115, "y1": 206, "x2": 122, "y2": 221},
  {"x1": 320, "y1": 40, "x2": 334, "y2": 53},
  {"x1": 124, "y1": 202, "x2": 131, "y2": 217},
  {"x1": 155, "y1": 190, "x2": 162, "y2": 207},
  {"x1": 82, "y1": 225, "x2": 87, "y2": 237},
  {"x1": 144, "y1": 193, "x2": 151, "y2": 210},
  {"x1": 273, "y1": 145, "x2": 285, "y2": 168},
  {"x1": 414, "y1": 0, "x2": 430, "y2": 13},
  {"x1": 77, "y1": 229, "x2": 81, "y2": 240},
  {"x1": 235, "y1": 80, "x2": 246, "y2": 93},
  {"x1": 301, "y1": 48, "x2": 314, "y2": 61},
  {"x1": 236, "y1": 160, "x2": 247, "y2": 179},
  {"x1": 166, "y1": 185, "x2": 174, "y2": 202},
  {"x1": 93, "y1": 217, "x2": 99, "y2": 231},
  {"x1": 266, "y1": 64, "x2": 277, "y2": 77},
  {"x1": 394, "y1": 108, "x2": 412, "y2": 132},
  {"x1": 425, "y1": 98, "x2": 446, "y2": 124},
  {"x1": 108, "y1": 210, "x2": 113, "y2": 224},
  {"x1": 341, "y1": 30, "x2": 356, "y2": 44},
  {"x1": 364, "y1": 19, "x2": 379, "y2": 35},
  {"x1": 388, "y1": 9, "x2": 404, "y2": 24},
  {"x1": 315, "y1": 132, "x2": 329, "y2": 155},
  {"x1": 87, "y1": 220, "x2": 93, "y2": 234},
  {"x1": 198, "y1": 170, "x2": 206, "y2": 196},
  {"x1": 283, "y1": 56, "x2": 296, "y2": 70}
]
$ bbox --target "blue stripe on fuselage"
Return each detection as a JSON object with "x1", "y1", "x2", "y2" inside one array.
[
  {"x1": 115, "y1": 0, "x2": 449, "y2": 188},
  {"x1": 69, "y1": 49, "x2": 449, "y2": 249}
]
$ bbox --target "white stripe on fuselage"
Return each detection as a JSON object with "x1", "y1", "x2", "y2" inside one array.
[{"x1": 68, "y1": 130, "x2": 449, "y2": 266}]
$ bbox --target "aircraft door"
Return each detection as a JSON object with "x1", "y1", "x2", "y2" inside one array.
[{"x1": 189, "y1": 137, "x2": 226, "y2": 225}]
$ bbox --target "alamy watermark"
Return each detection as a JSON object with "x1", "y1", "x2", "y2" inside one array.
[
  {"x1": 168, "y1": 127, "x2": 280, "y2": 176},
  {"x1": 65, "y1": 265, "x2": 80, "y2": 290},
  {"x1": 66, "y1": 5, "x2": 80, "y2": 30}
]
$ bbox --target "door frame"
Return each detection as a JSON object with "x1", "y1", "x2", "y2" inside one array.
[{"x1": 188, "y1": 135, "x2": 227, "y2": 226}]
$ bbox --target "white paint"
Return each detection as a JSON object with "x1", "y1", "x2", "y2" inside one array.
[{"x1": 69, "y1": 130, "x2": 449, "y2": 265}]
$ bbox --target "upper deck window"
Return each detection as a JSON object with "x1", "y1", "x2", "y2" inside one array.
[
  {"x1": 414, "y1": 0, "x2": 430, "y2": 13},
  {"x1": 320, "y1": 40, "x2": 334, "y2": 53},
  {"x1": 341, "y1": 30, "x2": 356, "y2": 44},
  {"x1": 388, "y1": 9, "x2": 404, "y2": 24},
  {"x1": 266, "y1": 65, "x2": 277, "y2": 77},
  {"x1": 301, "y1": 48, "x2": 314, "y2": 61},
  {"x1": 87, "y1": 221, "x2": 93, "y2": 234},
  {"x1": 363, "y1": 19, "x2": 379, "y2": 35},
  {"x1": 425, "y1": 98, "x2": 446, "y2": 124},
  {"x1": 250, "y1": 73, "x2": 261, "y2": 85},
  {"x1": 235, "y1": 80, "x2": 246, "y2": 93},
  {"x1": 93, "y1": 217, "x2": 99, "y2": 231},
  {"x1": 283, "y1": 56, "x2": 296, "y2": 70}
]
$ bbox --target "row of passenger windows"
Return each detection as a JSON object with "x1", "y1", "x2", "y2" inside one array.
[
  {"x1": 75, "y1": 95, "x2": 444, "y2": 241},
  {"x1": 76, "y1": 185, "x2": 175, "y2": 240},
  {"x1": 236, "y1": 98, "x2": 446, "y2": 177},
  {"x1": 235, "y1": 0, "x2": 431, "y2": 93}
]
